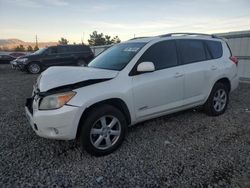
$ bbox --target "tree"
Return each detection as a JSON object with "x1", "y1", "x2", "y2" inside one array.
[
  {"x1": 34, "y1": 45, "x2": 39, "y2": 51},
  {"x1": 88, "y1": 31, "x2": 106, "y2": 46},
  {"x1": 27, "y1": 45, "x2": 33, "y2": 52},
  {"x1": 105, "y1": 35, "x2": 112, "y2": 45},
  {"x1": 111, "y1": 36, "x2": 121, "y2": 44},
  {"x1": 58, "y1": 37, "x2": 69, "y2": 45},
  {"x1": 88, "y1": 31, "x2": 121, "y2": 46},
  {"x1": 15, "y1": 45, "x2": 25, "y2": 52}
]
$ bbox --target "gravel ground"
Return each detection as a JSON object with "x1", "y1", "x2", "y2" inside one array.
[{"x1": 0, "y1": 64, "x2": 250, "y2": 187}]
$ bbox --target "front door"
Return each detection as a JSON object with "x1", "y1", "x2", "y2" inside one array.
[{"x1": 131, "y1": 40, "x2": 184, "y2": 120}]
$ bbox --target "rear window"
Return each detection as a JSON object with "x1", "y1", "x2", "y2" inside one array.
[
  {"x1": 178, "y1": 39, "x2": 206, "y2": 64},
  {"x1": 206, "y1": 40, "x2": 223, "y2": 59}
]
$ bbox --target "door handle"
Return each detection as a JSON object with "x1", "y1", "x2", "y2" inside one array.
[
  {"x1": 174, "y1": 72, "x2": 184, "y2": 78},
  {"x1": 211, "y1": 66, "x2": 217, "y2": 70}
]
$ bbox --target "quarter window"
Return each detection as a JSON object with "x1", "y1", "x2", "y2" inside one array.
[
  {"x1": 206, "y1": 40, "x2": 223, "y2": 59},
  {"x1": 178, "y1": 40, "x2": 206, "y2": 64},
  {"x1": 139, "y1": 40, "x2": 178, "y2": 70}
]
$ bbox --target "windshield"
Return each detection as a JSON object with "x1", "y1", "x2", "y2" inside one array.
[
  {"x1": 33, "y1": 48, "x2": 47, "y2": 55},
  {"x1": 88, "y1": 42, "x2": 146, "y2": 71}
]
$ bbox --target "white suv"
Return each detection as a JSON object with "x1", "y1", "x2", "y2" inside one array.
[{"x1": 25, "y1": 33, "x2": 239, "y2": 156}]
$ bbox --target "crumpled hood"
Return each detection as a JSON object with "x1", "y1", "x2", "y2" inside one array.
[{"x1": 38, "y1": 66, "x2": 119, "y2": 92}]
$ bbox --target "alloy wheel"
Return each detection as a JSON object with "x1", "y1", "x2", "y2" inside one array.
[
  {"x1": 29, "y1": 64, "x2": 40, "y2": 74},
  {"x1": 213, "y1": 89, "x2": 227, "y2": 112},
  {"x1": 90, "y1": 115, "x2": 121, "y2": 150}
]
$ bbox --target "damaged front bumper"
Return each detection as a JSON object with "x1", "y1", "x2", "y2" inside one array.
[
  {"x1": 25, "y1": 96, "x2": 82, "y2": 140},
  {"x1": 10, "y1": 60, "x2": 25, "y2": 70}
]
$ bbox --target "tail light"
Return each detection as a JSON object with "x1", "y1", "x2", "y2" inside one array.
[{"x1": 230, "y1": 56, "x2": 238, "y2": 66}]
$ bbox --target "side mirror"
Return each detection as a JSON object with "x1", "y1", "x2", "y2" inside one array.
[{"x1": 137, "y1": 62, "x2": 155, "y2": 73}]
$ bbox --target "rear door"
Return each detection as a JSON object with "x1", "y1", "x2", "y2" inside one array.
[
  {"x1": 176, "y1": 39, "x2": 220, "y2": 106},
  {"x1": 42, "y1": 46, "x2": 74, "y2": 66},
  {"x1": 42, "y1": 46, "x2": 62, "y2": 66},
  {"x1": 77, "y1": 45, "x2": 94, "y2": 63},
  {"x1": 57, "y1": 46, "x2": 75, "y2": 65},
  {"x1": 132, "y1": 40, "x2": 184, "y2": 120}
]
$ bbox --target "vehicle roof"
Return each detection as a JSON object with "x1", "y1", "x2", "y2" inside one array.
[
  {"x1": 49, "y1": 44, "x2": 89, "y2": 48},
  {"x1": 125, "y1": 36, "x2": 159, "y2": 43},
  {"x1": 125, "y1": 34, "x2": 224, "y2": 44}
]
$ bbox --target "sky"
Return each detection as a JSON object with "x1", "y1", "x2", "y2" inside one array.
[{"x1": 0, "y1": 0, "x2": 250, "y2": 43}]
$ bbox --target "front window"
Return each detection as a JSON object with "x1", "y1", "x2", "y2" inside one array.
[{"x1": 88, "y1": 42, "x2": 146, "y2": 71}]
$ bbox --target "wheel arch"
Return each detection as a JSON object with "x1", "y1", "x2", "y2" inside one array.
[
  {"x1": 76, "y1": 98, "x2": 131, "y2": 138},
  {"x1": 214, "y1": 77, "x2": 231, "y2": 92},
  {"x1": 25, "y1": 61, "x2": 43, "y2": 73},
  {"x1": 204, "y1": 77, "x2": 231, "y2": 104}
]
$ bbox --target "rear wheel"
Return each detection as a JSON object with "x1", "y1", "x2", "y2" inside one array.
[
  {"x1": 204, "y1": 82, "x2": 229, "y2": 116},
  {"x1": 27, "y1": 62, "x2": 41, "y2": 74},
  {"x1": 80, "y1": 105, "x2": 127, "y2": 156}
]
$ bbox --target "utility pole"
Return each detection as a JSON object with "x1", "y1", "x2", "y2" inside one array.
[
  {"x1": 35, "y1": 35, "x2": 38, "y2": 47},
  {"x1": 81, "y1": 32, "x2": 85, "y2": 44}
]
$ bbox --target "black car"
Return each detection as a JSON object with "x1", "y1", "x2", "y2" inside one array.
[
  {"x1": 11, "y1": 45, "x2": 94, "y2": 74},
  {"x1": 0, "y1": 54, "x2": 15, "y2": 64}
]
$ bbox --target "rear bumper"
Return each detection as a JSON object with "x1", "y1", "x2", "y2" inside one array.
[
  {"x1": 25, "y1": 98, "x2": 82, "y2": 140},
  {"x1": 231, "y1": 75, "x2": 239, "y2": 92}
]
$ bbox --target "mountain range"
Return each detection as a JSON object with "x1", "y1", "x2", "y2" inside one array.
[{"x1": 0, "y1": 39, "x2": 58, "y2": 50}]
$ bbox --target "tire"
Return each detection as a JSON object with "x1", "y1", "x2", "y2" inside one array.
[
  {"x1": 77, "y1": 59, "x2": 87, "y2": 66},
  {"x1": 27, "y1": 62, "x2": 41, "y2": 74},
  {"x1": 204, "y1": 82, "x2": 229, "y2": 116},
  {"x1": 80, "y1": 105, "x2": 127, "y2": 156}
]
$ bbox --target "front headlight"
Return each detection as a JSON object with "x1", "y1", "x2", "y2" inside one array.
[
  {"x1": 17, "y1": 58, "x2": 28, "y2": 64},
  {"x1": 39, "y1": 91, "x2": 76, "y2": 110}
]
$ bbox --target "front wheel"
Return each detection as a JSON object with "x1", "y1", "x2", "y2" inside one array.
[
  {"x1": 80, "y1": 105, "x2": 127, "y2": 156},
  {"x1": 27, "y1": 62, "x2": 41, "y2": 74},
  {"x1": 204, "y1": 82, "x2": 229, "y2": 116}
]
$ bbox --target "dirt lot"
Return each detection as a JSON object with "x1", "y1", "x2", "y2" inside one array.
[{"x1": 0, "y1": 64, "x2": 250, "y2": 187}]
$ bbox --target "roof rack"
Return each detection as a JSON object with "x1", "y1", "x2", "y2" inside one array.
[
  {"x1": 129, "y1": 36, "x2": 151, "y2": 40},
  {"x1": 159, "y1": 33, "x2": 220, "y2": 39}
]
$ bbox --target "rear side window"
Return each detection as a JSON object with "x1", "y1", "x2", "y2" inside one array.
[
  {"x1": 58, "y1": 46, "x2": 68, "y2": 53},
  {"x1": 206, "y1": 40, "x2": 223, "y2": 59},
  {"x1": 178, "y1": 39, "x2": 206, "y2": 64},
  {"x1": 70, "y1": 45, "x2": 91, "y2": 53},
  {"x1": 139, "y1": 40, "x2": 178, "y2": 70},
  {"x1": 79, "y1": 45, "x2": 91, "y2": 52},
  {"x1": 48, "y1": 47, "x2": 58, "y2": 54}
]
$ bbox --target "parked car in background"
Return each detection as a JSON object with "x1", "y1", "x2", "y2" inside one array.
[
  {"x1": 9, "y1": 52, "x2": 26, "y2": 58},
  {"x1": 25, "y1": 33, "x2": 239, "y2": 156},
  {"x1": 11, "y1": 45, "x2": 94, "y2": 74},
  {"x1": 0, "y1": 54, "x2": 15, "y2": 64}
]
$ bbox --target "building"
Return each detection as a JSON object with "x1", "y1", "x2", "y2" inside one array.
[{"x1": 216, "y1": 30, "x2": 250, "y2": 80}]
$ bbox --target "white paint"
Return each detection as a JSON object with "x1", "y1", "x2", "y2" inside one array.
[{"x1": 26, "y1": 35, "x2": 239, "y2": 140}]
